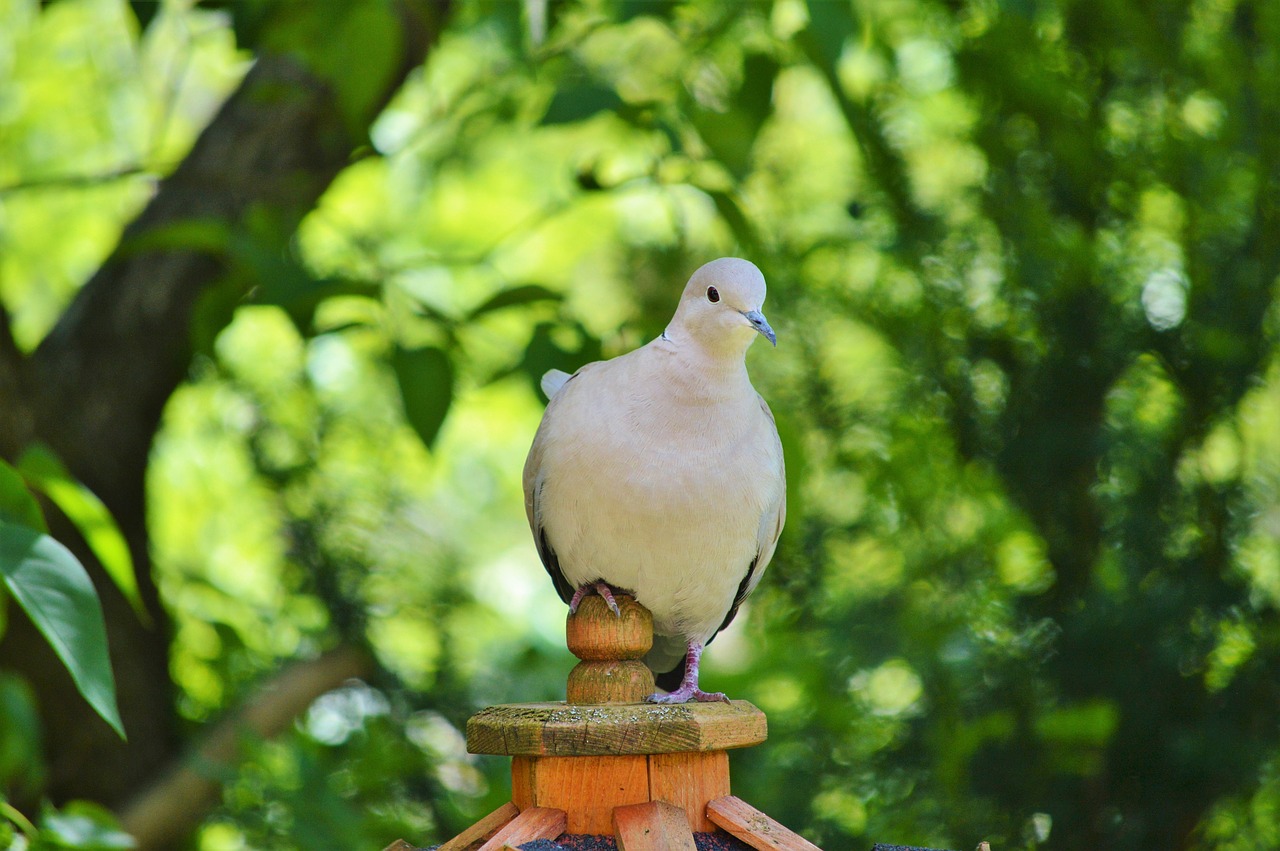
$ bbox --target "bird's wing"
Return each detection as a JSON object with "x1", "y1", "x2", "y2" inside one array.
[
  {"x1": 712, "y1": 393, "x2": 787, "y2": 638},
  {"x1": 523, "y1": 364, "x2": 597, "y2": 605}
]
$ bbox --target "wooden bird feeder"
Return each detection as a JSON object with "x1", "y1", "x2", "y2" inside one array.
[{"x1": 385, "y1": 595, "x2": 823, "y2": 851}]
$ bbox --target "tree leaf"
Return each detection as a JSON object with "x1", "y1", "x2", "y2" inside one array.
[
  {"x1": 256, "y1": 3, "x2": 401, "y2": 137},
  {"x1": 0, "y1": 672, "x2": 43, "y2": 796},
  {"x1": 17, "y1": 445, "x2": 148, "y2": 626},
  {"x1": 116, "y1": 217, "x2": 234, "y2": 259},
  {"x1": 804, "y1": 0, "x2": 857, "y2": 70},
  {"x1": 392, "y1": 346, "x2": 454, "y2": 450},
  {"x1": 690, "y1": 52, "x2": 780, "y2": 179},
  {"x1": 543, "y1": 83, "x2": 624, "y2": 125},
  {"x1": 467, "y1": 284, "x2": 563, "y2": 319},
  {"x1": 129, "y1": 2, "x2": 161, "y2": 33},
  {"x1": 620, "y1": 0, "x2": 678, "y2": 20},
  {"x1": 230, "y1": 228, "x2": 378, "y2": 336},
  {"x1": 0, "y1": 459, "x2": 45, "y2": 533},
  {"x1": 502, "y1": 321, "x2": 603, "y2": 395},
  {"x1": 705, "y1": 189, "x2": 758, "y2": 250},
  {"x1": 0, "y1": 522, "x2": 124, "y2": 740},
  {"x1": 38, "y1": 800, "x2": 135, "y2": 849}
]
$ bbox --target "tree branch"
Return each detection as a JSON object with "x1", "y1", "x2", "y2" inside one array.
[
  {"x1": 0, "y1": 165, "x2": 159, "y2": 197},
  {"x1": 118, "y1": 646, "x2": 375, "y2": 851}
]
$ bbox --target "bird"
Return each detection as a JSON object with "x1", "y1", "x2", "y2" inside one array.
[{"x1": 523, "y1": 257, "x2": 786, "y2": 704}]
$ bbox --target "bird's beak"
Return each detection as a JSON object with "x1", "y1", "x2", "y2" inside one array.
[{"x1": 743, "y1": 310, "x2": 777, "y2": 347}]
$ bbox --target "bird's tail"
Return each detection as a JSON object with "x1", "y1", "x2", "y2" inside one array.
[{"x1": 540, "y1": 368, "x2": 572, "y2": 399}]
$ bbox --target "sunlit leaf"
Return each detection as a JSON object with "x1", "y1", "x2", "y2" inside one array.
[
  {"x1": 38, "y1": 800, "x2": 135, "y2": 849},
  {"x1": 17, "y1": 444, "x2": 148, "y2": 625},
  {"x1": 392, "y1": 346, "x2": 454, "y2": 450},
  {"x1": 0, "y1": 522, "x2": 124, "y2": 740}
]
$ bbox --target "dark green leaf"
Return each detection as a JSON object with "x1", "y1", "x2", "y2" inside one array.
[
  {"x1": 466, "y1": 0, "x2": 526, "y2": 52},
  {"x1": 504, "y1": 321, "x2": 603, "y2": 396},
  {"x1": 705, "y1": 190, "x2": 758, "y2": 250},
  {"x1": 0, "y1": 522, "x2": 124, "y2": 739},
  {"x1": 407, "y1": 298, "x2": 458, "y2": 328},
  {"x1": 620, "y1": 0, "x2": 678, "y2": 20},
  {"x1": 246, "y1": 4, "x2": 400, "y2": 137},
  {"x1": 392, "y1": 346, "x2": 454, "y2": 450},
  {"x1": 17, "y1": 445, "x2": 147, "y2": 625},
  {"x1": 232, "y1": 231, "x2": 377, "y2": 336},
  {"x1": 690, "y1": 53, "x2": 780, "y2": 179},
  {"x1": 0, "y1": 672, "x2": 44, "y2": 796},
  {"x1": 129, "y1": 2, "x2": 160, "y2": 32},
  {"x1": 804, "y1": 0, "x2": 857, "y2": 70},
  {"x1": 467, "y1": 285, "x2": 563, "y2": 320},
  {"x1": 0, "y1": 459, "x2": 45, "y2": 533},
  {"x1": 196, "y1": 0, "x2": 273, "y2": 50},
  {"x1": 543, "y1": 84, "x2": 624, "y2": 125},
  {"x1": 190, "y1": 279, "x2": 246, "y2": 359},
  {"x1": 116, "y1": 217, "x2": 233, "y2": 259}
]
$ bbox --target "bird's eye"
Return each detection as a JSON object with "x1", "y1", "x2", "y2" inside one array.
[{"x1": 706, "y1": 286, "x2": 720, "y2": 303}]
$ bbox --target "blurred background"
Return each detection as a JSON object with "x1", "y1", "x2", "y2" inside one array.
[{"x1": 1, "y1": 0, "x2": 1278, "y2": 849}]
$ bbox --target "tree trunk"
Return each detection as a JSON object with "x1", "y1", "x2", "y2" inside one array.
[{"x1": 0, "y1": 0, "x2": 450, "y2": 808}]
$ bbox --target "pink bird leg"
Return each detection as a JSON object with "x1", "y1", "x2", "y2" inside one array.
[{"x1": 647, "y1": 640, "x2": 729, "y2": 704}]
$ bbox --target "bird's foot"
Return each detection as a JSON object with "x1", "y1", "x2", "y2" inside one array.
[
  {"x1": 644, "y1": 640, "x2": 728, "y2": 704},
  {"x1": 646, "y1": 686, "x2": 730, "y2": 705},
  {"x1": 567, "y1": 581, "x2": 622, "y2": 616}
]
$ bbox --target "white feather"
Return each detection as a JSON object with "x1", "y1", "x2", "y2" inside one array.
[{"x1": 540, "y1": 368, "x2": 571, "y2": 399}]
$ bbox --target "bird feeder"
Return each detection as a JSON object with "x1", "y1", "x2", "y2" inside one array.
[{"x1": 387, "y1": 594, "x2": 822, "y2": 850}]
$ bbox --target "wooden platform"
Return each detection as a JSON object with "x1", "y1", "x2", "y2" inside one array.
[
  {"x1": 401, "y1": 596, "x2": 824, "y2": 850},
  {"x1": 466, "y1": 700, "x2": 767, "y2": 756}
]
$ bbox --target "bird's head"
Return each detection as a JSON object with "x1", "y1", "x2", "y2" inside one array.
[{"x1": 668, "y1": 257, "x2": 775, "y2": 356}]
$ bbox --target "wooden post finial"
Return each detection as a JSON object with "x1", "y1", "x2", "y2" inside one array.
[
  {"x1": 565, "y1": 594, "x2": 655, "y2": 705},
  {"x1": 441, "y1": 596, "x2": 824, "y2": 848}
]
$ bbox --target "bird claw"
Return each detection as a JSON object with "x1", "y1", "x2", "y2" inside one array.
[
  {"x1": 568, "y1": 581, "x2": 622, "y2": 617},
  {"x1": 645, "y1": 687, "x2": 730, "y2": 705}
]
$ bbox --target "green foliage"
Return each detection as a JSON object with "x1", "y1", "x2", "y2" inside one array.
[
  {"x1": 3, "y1": 0, "x2": 1280, "y2": 849},
  {"x1": 0, "y1": 460, "x2": 46, "y2": 534},
  {"x1": 0, "y1": 523, "x2": 124, "y2": 740},
  {"x1": 16, "y1": 446, "x2": 145, "y2": 624},
  {"x1": 0, "y1": 454, "x2": 125, "y2": 740},
  {"x1": 0, "y1": 673, "x2": 44, "y2": 800},
  {"x1": 393, "y1": 346, "x2": 455, "y2": 450},
  {"x1": 1, "y1": 796, "x2": 136, "y2": 850},
  {"x1": 255, "y1": 2, "x2": 403, "y2": 138}
]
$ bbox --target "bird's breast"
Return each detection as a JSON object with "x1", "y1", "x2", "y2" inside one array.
[{"x1": 535, "y1": 382, "x2": 776, "y2": 639}]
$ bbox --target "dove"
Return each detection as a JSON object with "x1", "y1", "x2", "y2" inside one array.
[{"x1": 523, "y1": 257, "x2": 786, "y2": 704}]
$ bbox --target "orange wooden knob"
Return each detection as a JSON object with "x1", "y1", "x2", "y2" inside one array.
[
  {"x1": 566, "y1": 660, "x2": 655, "y2": 705},
  {"x1": 565, "y1": 595, "x2": 653, "y2": 661}
]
